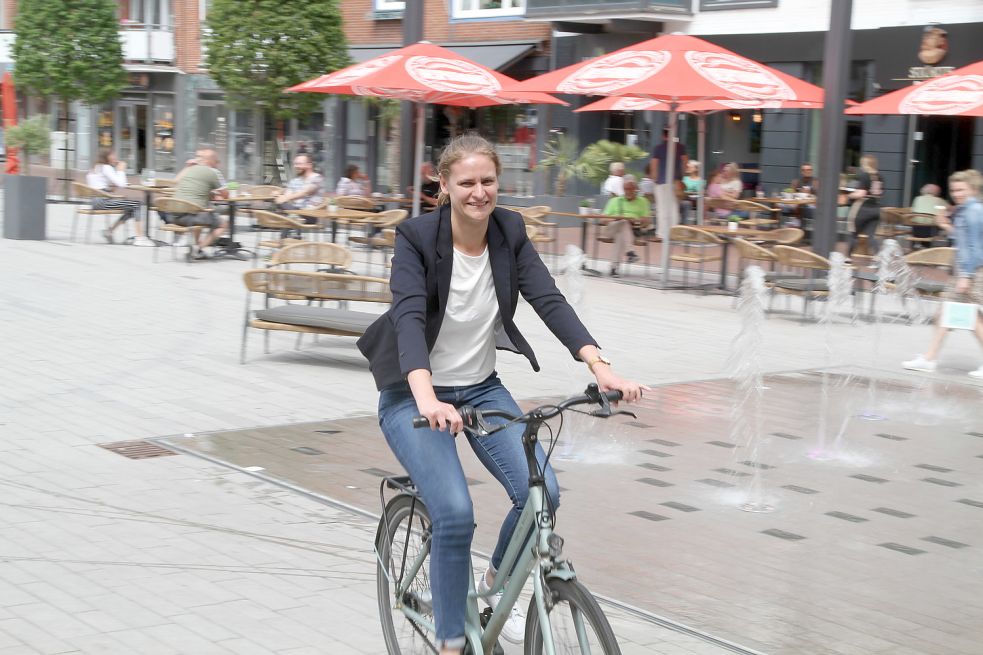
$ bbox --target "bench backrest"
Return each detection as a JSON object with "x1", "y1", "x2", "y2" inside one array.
[
  {"x1": 243, "y1": 269, "x2": 392, "y2": 303},
  {"x1": 270, "y1": 241, "x2": 352, "y2": 269}
]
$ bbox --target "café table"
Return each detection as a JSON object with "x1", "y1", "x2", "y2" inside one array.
[
  {"x1": 290, "y1": 207, "x2": 378, "y2": 243},
  {"x1": 546, "y1": 210, "x2": 629, "y2": 275},
  {"x1": 212, "y1": 193, "x2": 278, "y2": 260},
  {"x1": 691, "y1": 224, "x2": 777, "y2": 292},
  {"x1": 127, "y1": 183, "x2": 174, "y2": 247}
]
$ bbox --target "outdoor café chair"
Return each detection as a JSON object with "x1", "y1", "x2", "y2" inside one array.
[
  {"x1": 519, "y1": 206, "x2": 559, "y2": 258},
  {"x1": 731, "y1": 199, "x2": 779, "y2": 229},
  {"x1": 767, "y1": 227, "x2": 805, "y2": 247},
  {"x1": 151, "y1": 196, "x2": 209, "y2": 263},
  {"x1": 769, "y1": 245, "x2": 831, "y2": 320},
  {"x1": 349, "y1": 209, "x2": 408, "y2": 275},
  {"x1": 269, "y1": 241, "x2": 353, "y2": 275},
  {"x1": 250, "y1": 209, "x2": 324, "y2": 265},
  {"x1": 901, "y1": 212, "x2": 941, "y2": 250},
  {"x1": 70, "y1": 182, "x2": 130, "y2": 243},
  {"x1": 667, "y1": 225, "x2": 724, "y2": 292}
]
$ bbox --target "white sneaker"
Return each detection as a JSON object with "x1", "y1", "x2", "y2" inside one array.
[
  {"x1": 969, "y1": 366, "x2": 983, "y2": 379},
  {"x1": 131, "y1": 236, "x2": 155, "y2": 247},
  {"x1": 902, "y1": 355, "x2": 937, "y2": 372},
  {"x1": 477, "y1": 570, "x2": 525, "y2": 644}
]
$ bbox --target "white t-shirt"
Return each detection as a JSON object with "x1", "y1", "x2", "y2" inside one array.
[
  {"x1": 429, "y1": 247, "x2": 502, "y2": 387},
  {"x1": 86, "y1": 164, "x2": 128, "y2": 191},
  {"x1": 601, "y1": 175, "x2": 624, "y2": 197}
]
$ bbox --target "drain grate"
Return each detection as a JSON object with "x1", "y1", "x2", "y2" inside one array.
[{"x1": 98, "y1": 440, "x2": 178, "y2": 460}]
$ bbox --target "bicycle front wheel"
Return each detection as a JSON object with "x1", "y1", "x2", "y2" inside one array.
[
  {"x1": 524, "y1": 578, "x2": 622, "y2": 655},
  {"x1": 376, "y1": 494, "x2": 436, "y2": 654}
]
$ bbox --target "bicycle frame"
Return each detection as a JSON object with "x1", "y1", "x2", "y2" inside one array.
[{"x1": 387, "y1": 415, "x2": 576, "y2": 655}]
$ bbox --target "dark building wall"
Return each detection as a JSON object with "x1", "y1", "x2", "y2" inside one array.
[
  {"x1": 974, "y1": 118, "x2": 983, "y2": 174},
  {"x1": 859, "y1": 115, "x2": 908, "y2": 207}
]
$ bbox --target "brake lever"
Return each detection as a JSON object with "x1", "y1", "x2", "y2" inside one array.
[
  {"x1": 589, "y1": 408, "x2": 637, "y2": 419},
  {"x1": 459, "y1": 405, "x2": 498, "y2": 437}
]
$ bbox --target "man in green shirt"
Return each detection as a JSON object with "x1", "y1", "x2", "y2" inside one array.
[
  {"x1": 602, "y1": 175, "x2": 651, "y2": 277},
  {"x1": 171, "y1": 146, "x2": 229, "y2": 259}
]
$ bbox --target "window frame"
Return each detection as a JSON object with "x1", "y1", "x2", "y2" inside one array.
[{"x1": 451, "y1": 0, "x2": 526, "y2": 20}]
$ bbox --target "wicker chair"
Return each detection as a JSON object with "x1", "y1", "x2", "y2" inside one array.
[
  {"x1": 335, "y1": 195, "x2": 377, "y2": 210},
  {"x1": 901, "y1": 212, "x2": 940, "y2": 250},
  {"x1": 349, "y1": 209, "x2": 408, "y2": 274},
  {"x1": 667, "y1": 225, "x2": 724, "y2": 291},
  {"x1": 519, "y1": 206, "x2": 558, "y2": 256},
  {"x1": 249, "y1": 209, "x2": 323, "y2": 264},
  {"x1": 896, "y1": 247, "x2": 956, "y2": 301},
  {"x1": 768, "y1": 227, "x2": 805, "y2": 247},
  {"x1": 769, "y1": 245, "x2": 831, "y2": 319},
  {"x1": 731, "y1": 199, "x2": 780, "y2": 229},
  {"x1": 241, "y1": 269, "x2": 391, "y2": 363},
  {"x1": 151, "y1": 196, "x2": 209, "y2": 262},
  {"x1": 70, "y1": 182, "x2": 128, "y2": 243},
  {"x1": 269, "y1": 241, "x2": 353, "y2": 273}
]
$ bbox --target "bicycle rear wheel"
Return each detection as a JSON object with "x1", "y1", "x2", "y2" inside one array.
[
  {"x1": 376, "y1": 494, "x2": 436, "y2": 654},
  {"x1": 524, "y1": 578, "x2": 622, "y2": 655}
]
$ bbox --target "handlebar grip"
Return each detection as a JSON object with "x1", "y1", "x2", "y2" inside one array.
[
  {"x1": 604, "y1": 390, "x2": 624, "y2": 402},
  {"x1": 411, "y1": 416, "x2": 431, "y2": 429}
]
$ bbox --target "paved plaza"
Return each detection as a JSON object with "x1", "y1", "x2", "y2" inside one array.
[{"x1": 1, "y1": 202, "x2": 982, "y2": 654}]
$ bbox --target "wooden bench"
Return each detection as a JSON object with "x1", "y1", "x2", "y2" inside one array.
[{"x1": 241, "y1": 269, "x2": 391, "y2": 363}]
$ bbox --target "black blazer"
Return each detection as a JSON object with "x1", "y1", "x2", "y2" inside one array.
[{"x1": 357, "y1": 204, "x2": 598, "y2": 390}]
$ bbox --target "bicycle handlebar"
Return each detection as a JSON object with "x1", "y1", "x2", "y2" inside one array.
[{"x1": 411, "y1": 384, "x2": 625, "y2": 431}]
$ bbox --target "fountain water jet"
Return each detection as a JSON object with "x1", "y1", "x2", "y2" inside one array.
[{"x1": 728, "y1": 266, "x2": 774, "y2": 513}]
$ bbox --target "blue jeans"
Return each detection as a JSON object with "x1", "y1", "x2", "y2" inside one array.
[{"x1": 378, "y1": 373, "x2": 560, "y2": 649}]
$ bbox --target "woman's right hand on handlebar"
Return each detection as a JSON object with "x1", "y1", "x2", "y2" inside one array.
[{"x1": 416, "y1": 399, "x2": 463, "y2": 433}]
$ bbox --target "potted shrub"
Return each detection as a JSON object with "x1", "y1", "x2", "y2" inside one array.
[
  {"x1": 579, "y1": 199, "x2": 593, "y2": 215},
  {"x1": 727, "y1": 214, "x2": 742, "y2": 231},
  {"x1": 3, "y1": 114, "x2": 51, "y2": 240}
]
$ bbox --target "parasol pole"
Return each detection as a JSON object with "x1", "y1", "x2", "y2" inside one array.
[
  {"x1": 412, "y1": 102, "x2": 425, "y2": 217},
  {"x1": 697, "y1": 112, "x2": 707, "y2": 226},
  {"x1": 660, "y1": 104, "x2": 679, "y2": 286}
]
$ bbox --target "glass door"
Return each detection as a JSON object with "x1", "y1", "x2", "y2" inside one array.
[{"x1": 116, "y1": 101, "x2": 150, "y2": 174}]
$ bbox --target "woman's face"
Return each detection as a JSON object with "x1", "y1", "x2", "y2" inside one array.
[
  {"x1": 686, "y1": 162, "x2": 697, "y2": 176},
  {"x1": 108, "y1": 151, "x2": 119, "y2": 165},
  {"x1": 441, "y1": 154, "x2": 498, "y2": 224},
  {"x1": 949, "y1": 181, "x2": 972, "y2": 206}
]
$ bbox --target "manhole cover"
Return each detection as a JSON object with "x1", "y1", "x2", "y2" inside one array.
[{"x1": 98, "y1": 440, "x2": 177, "y2": 460}]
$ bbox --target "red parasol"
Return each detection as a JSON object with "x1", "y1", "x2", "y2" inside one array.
[
  {"x1": 288, "y1": 41, "x2": 564, "y2": 215},
  {"x1": 845, "y1": 60, "x2": 983, "y2": 116},
  {"x1": 504, "y1": 33, "x2": 827, "y2": 285},
  {"x1": 2, "y1": 72, "x2": 19, "y2": 175}
]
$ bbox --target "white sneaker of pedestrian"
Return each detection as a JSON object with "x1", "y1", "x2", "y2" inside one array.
[
  {"x1": 902, "y1": 355, "x2": 937, "y2": 372},
  {"x1": 968, "y1": 365, "x2": 983, "y2": 379},
  {"x1": 477, "y1": 569, "x2": 525, "y2": 644},
  {"x1": 131, "y1": 236, "x2": 155, "y2": 247}
]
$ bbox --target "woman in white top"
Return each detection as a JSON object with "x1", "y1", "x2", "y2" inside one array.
[
  {"x1": 358, "y1": 134, "x2": 647, "y2": 653},
  {"x1": 601, "y1": 161, "x2": 625, "y2": 196},
  {"x1": 335, "y1": 163, "x2": 370, "y2": 196},
  {"x1": 85, "y1": 149, "x2": 145, "y2": 244}
]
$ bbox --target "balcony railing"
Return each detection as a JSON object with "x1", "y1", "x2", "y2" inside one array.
[
  {"x1": 120, "y1": 23, "x2": 175, "y2": 63},
  {"x1": 525, "y1": 0, "x2": 691, "y2": 19}
]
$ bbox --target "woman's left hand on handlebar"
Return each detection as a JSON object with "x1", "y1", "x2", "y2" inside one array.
[{"x1": 593, "y1": 366, "x2": 650, "y2": 402}]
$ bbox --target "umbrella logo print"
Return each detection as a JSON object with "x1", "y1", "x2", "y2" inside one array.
[
  {"x1": 557, "y1": 51, "x2": 671, "y2": 95},
  {"x1": 352, "y1": 87, "x2": 431, "y2": 102},
  {"x1": 325, "y1": 55, "x2": 404, "y2": 86},
  {"x1": 686, "y1": 52, "x2": 795, "y2": 101},
  {"x1": 609, "y1": 97, "x2": 665, "y2": 111},
  {"x1": 405, "y1": 56, "x2": 502, "y2": 95},
  {"x1": 899, "y1": 75, "x2": 983, "y2": 115}
]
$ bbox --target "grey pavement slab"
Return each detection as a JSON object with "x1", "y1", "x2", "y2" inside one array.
[{"x1": 1, "y1": 200, "x2": 982, "y2": 653}]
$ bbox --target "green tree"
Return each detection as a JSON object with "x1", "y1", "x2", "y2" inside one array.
[
  {"x1": 205, "y1": 0, "x2": 351, "y2": 120},
  {"x1": 12, "y1": 0, "x2": 126, "y2": 189}
]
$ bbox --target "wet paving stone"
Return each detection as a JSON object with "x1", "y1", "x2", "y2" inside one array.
[
  {"x1": 851, "y1": 474, "x2": 889, "y2": 483},
  {"x1": 291, "y1": 446, "x2": 324, "y2": 456},
  {"x1": 783, "y1": 484, "x2": 820, "y2": 494},
  {"x1": 922, "y1": 477, "x2": 962, "y2": 487},
  {"x1": 649, "y1": 438, "x2": 681, "y2": 447},
  {"x1": 875, "y1": 433, "x2": 908, "y2": 441},
  {"x1": 661, "y1": 501, "x2": 701, "y2": 512},
  {"x1": 771, "y1": 432, "x2": 802, "y2": 440},
  {"x1": 629, "y1": 510, "x2": 670, "y2": 522},
  {"x1": 698, "y1": 478, "x2": 735, "y2": 488},
  {"x1": 872, "y1": 507, "x2": 916, "y2": 519},
  {"x1": 640, "y1": 449, "x2": 673, "y2": 458},
  {"x1": 637, "y1": 477, "x2": 673, "y2": 487},
  {"x1": 762, "y1": 528, "x2": 806, "y2": 541},
  {"x1": 957, "y1": 498, "x2": 983, "y2": 508},
  {"x1": 740, "y1": 460, "x2": 775, "y2": 470},
  {"x1": 826, "y1": 511, "x2": 868, "y2": 523},
  {"x1": 637, "y1": 462, "x2": 671, "y2": 472},
  {"x1": 361, "y1": 467, "x2": 398, "y2": 477},
  {"x1": 914, "y1": 464, "x2": 954, "y2": 473},
  {"x1": 707, "y1": 440, "x2": 737, "y2": 448},
  {"x1": 714, "y1": 467, "x2": 751, "y2": 477},
  {"x1": 922, "y1": 536, "x2": 970, "y2": 549}
]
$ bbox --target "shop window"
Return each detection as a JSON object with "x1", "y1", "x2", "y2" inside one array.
[
  {"x1": 374, "y1": 0, "x2": 405, "y2": 15},
  {"x1": 153, "y1": 97, "x2": 176, "y2": 173},
  {"x1": 452, "y1": 0, "x2": 525, "y2": 19}
]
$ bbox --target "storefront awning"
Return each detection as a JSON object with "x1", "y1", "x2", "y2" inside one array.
[{"x1": 349, "y1": 42, "x2": 537, "y2": 72}]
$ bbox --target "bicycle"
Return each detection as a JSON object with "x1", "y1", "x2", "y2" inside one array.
[{"x1": 375, "y1": 383, "x2": 632, "y2": 654}]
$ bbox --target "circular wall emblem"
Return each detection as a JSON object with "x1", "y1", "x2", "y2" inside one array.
[
  {"x1": 685, "y1": 51, "x2": 796, "y2": 101},
  {"x1": 717, "y1": 99, "x2": 785, "y2": 109},
  {"x1": 405, "y1": 56, "x2": 501, "y2": 95},
  {"x1": 899, "y1": 74, "x2": 983, "y2": 114},
  {"x1": 326, "y1": 55, "x2": 404, "y2": 86},
  {"x1": 557, "y1": 51, "x2": 671, "y2": 95}
]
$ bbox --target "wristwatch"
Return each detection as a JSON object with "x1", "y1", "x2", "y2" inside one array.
[{"x1": 585, "y1": 355, "x2": 611, "y2": 373}]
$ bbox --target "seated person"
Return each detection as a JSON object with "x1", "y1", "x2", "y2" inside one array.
[
  {"x1": 639, "y1": 175, "x2": 656, "y2": 204},
  {"x1": 707, "y1": 163, "x2": 747, "y2": 220},
  {"x1": 681, "y1": 160, "x2": 704, "y2": 223},
  {"x1": 908, "y1": 183, "x2": 949, "y2": 247},
  {"x1": 274, "y1": 153, "x2": 325, "y2": 212},
  {"x1": 785, "y1": 162, "x2": 818, "y2": 226},
  {"x1": 408, "y1": 162, "x2": 440, "y2": 212},
  {"x1": 601, "y1": 161, "x2": 625, "y2": 197},
  {"x1": 335, "y1": 163, "x2": 370, "y2": 197},
  {"x1": 86, "y1": 148, "x2": 148, "y2": 245},
  {"x1": 601, "y1": 175, "x2": 651, "y2": 277},
  {"x1": 171, "y1": 146, "x2": 229, "y2": 260}
]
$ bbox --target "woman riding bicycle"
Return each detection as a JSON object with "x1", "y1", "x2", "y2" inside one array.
[{"x1": 358, "y1": 133, "x2": 646, "y2": 654}]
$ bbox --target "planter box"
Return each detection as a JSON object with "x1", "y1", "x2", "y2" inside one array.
[{"x1": 3, "y1": 174, "x2": 47, "y2": 240}]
